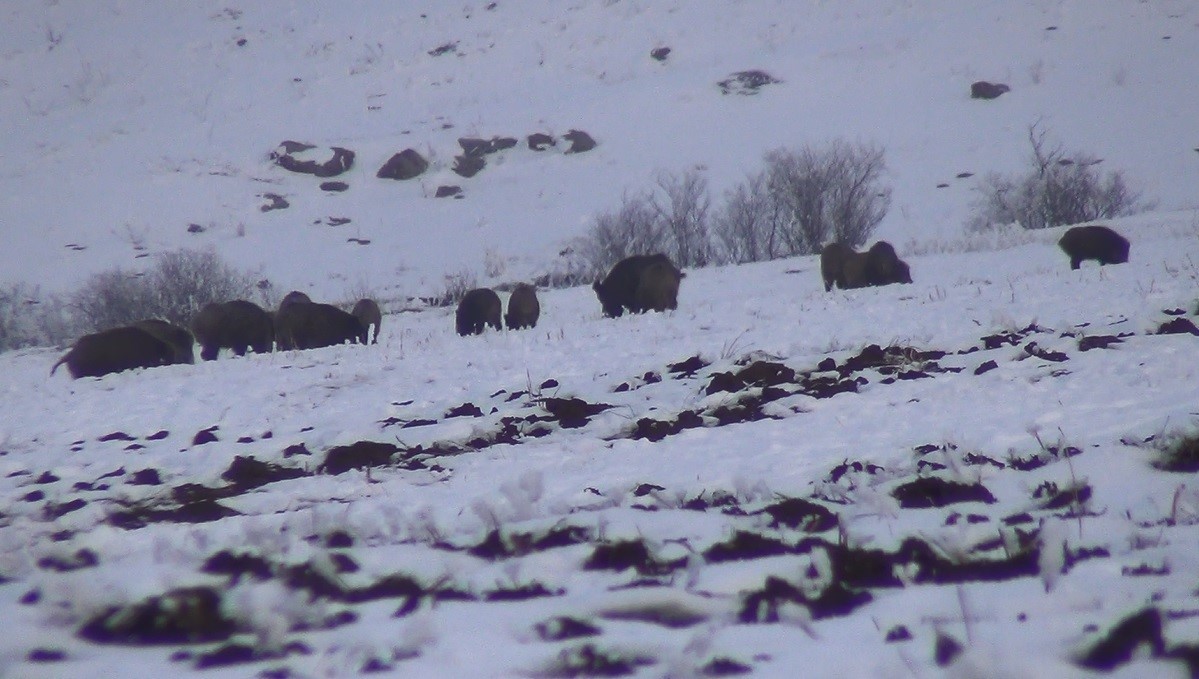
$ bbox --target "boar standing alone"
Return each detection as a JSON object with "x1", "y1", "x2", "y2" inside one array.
[
  {"x1": 456, "y1": 288, "x2": 502, "y2": 336},
  {"x1": 351, "y1": 298, "x2": 383, "y2": 344},
  {"x1": 504, "y1": 283, "x2": 540, "y2": 330},
  {"x1": 593, "y1": 254, "x2": 683, "y2": 318},
  {"x1": 1058, "y1": 225, "x2": 1130, "y2": 270},
  {"x1": 191, "y1": 300, "x2": 274, "y2": 361},
  {"x1": 51, "y1": 325, "x2": 176, "y2": 379}
]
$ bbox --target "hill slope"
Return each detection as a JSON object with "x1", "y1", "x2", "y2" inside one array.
[
  {"x1": 1, "y1": 0, "x2": 1197, "y2": 298},
  {"x1": 1, "y1": 214, "x2": 1198, "y2": 676}
]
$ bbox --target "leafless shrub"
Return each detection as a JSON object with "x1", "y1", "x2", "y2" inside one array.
[
  {"x1": 578, "y1": 189, "x2": 664, "y2": 276},
  {"x1": 714, "y1": 141, "x2": 890, "y2": 262},
  {"x1": 535, "y1": 245, "x2": 599, "y2": 289},
  {"x1": 967, "y1": 123, "x2": 1149, "y2": 232},
  {"x1": 70, "y1": 248, "x2": 258, "y2": 331},
  {"x1": 651, "y1": 169, "x2": 713, "y2": 268},
  {"x1": 426, "y1": 269, "x2": 478, "y2": 308},
  {"x1": 0, "y1": 284, "x2": 71, "y2": 351},
  {"x1": 573, "y1": 141, "x2": 889, "y2": 275},
  {"x1": 764, "y1": 141, "x2": 891, "y2": 254},
  {"x1": 150, "y1": 248, "x2": 260, "y2": 325},
  {"x1": 713, "y1": 171, "x2": 789, "y2": 264}
]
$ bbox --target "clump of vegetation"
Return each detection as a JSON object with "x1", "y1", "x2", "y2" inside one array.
[
  {"x1": 72, "y1": 248, "x2": 261, "y2": 330},
  {"x1": 1152, "y1": 430, "x2": 1199, "y2": 473},
  {"x1": 968, "y1": 123, "x2": 1149, "y2": 232},
  {"x1": 0, "y1": 248, "x2": 264, "y2": 352},
  {"x1": 559, "y1": 139, "x2": 891, "y2": 283}
]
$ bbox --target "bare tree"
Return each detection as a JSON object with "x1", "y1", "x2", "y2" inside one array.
[
  {"x1": 578, "y1": 189, "x2": 663, "y2": 276},
  {"x1": 150, "y1": 248, "x2": 259, "y2": 325},
  {"x1": 70, "y1": 248, "x2": 258, "y2": 332},
  {"x1": 713, "y1": 170, "x2": 788, "y2": 263},
  {"x1": 651, "y1": 168, "x2": 713, "y2": 268},
  {"x1": 765, "y1": 141, "x2": 890, "y2": 253},
  {"x1": 968, "y1": 123, "x2": 1148, "y2": 232}
]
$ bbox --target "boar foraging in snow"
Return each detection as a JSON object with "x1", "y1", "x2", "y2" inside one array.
[
  {"x1": 504, "y1": 283, "x2": 540, "y2": 330},
  {"x1": 52, "y1": 326, "x2": 176, "y2": 379},
  {"x1": 1058, "y1": 225, "x2": 1130, "y2": 270},
  {"x1": 456, "y1": 288, "x2": 502, "y2": 336},
  {"x1": 593, "y1": 254, "x2": 683, "y2": 318}
]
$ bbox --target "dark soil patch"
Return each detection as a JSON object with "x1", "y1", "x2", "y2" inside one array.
[
  {"x1": 484, "y1": 583, "x2": 563, "y2": 601},
  {"x1": 668, "y1": 355, "x2": 709, "y2": 376},
  {"x1": 201, "y1": 550, "x2": 273, "y2": 581},
  {"x1": 79, "y1": 587, "x2": 234, "y2": 645},
  {"x1": 584, "y1": 539, "x2": 681, "y2": 575},
  {"x1": 37, "y1": 548, "x2": 99, "y2": 572},
  {"x1": 445, "y1": 402, "x2": 484, "y2": 418},
  {"x1": 757, "y1": 497, "x2": 838, "y2": 532},
  {"x1": 828, "y1": 460, "x2": 883, "y2": 484},
  {"x1": 974, "y1": 360, "x2": 998, "y2": 375},
  {"x1": 319, "y1": 441, "x2": 401, "y2": 475},
  {"x1": 282, "y1": 443, "x2": 311, "y2": 458},
  {"x1": 542, "y1": 644, "x2": 652, "y2": 677},
  {"x1": 27, "y1": 648, "x2": 67, "y2": 663},
  {"x1": 128, "y1": 468, "x2": 162, "y2": 485},
  {"x1": 631, "y1": 410, "x2": 704, "y2": 441},
  {"x1": 193, "y1": 641, "x2": 311, "y2": 670},
  {"x1": 1156, "y1": 317, "x2": 1199, "y2": 336},
  {"x1": 704, "y1": 531, "x2": 791, "y2": 563},
  {"x1": 541, "y1": 397, "x2": 611, "y2": 428},
  {"x1": 706, "y1": 361, "x2": 795, "y2": 395},
  {"x1": 799, "y1": 374, "x2": 859, "y2": 399},
  {"x1": 221, "y1": 456, "x2": 306, "y2": 489},
  {"x1": 535, "y1": 617, "x2": 602, "y2": 642},
  {"x1": 470, "y1": 525, "x2": 592, "y2": 559},
  {"x1": 191, "y1": 426, "x2": 219, "y2": 446},
  {"x1": 701, "y1": 658, "x2": 753, "y2": 676},
  {"x1": 44, "y1": 498, "x2": 87, "y2": 518},
  {"x1": 1078, "y1": 335, "x2": 1125, "y2": 351},
  {"x1": 1034, "y1": 481, "x2": 1092, "y2": 510},
  {"x1": 1024, "y1": 341, "x2": 1068, "y2": 362},
  {"x1": 979, "y1": 324, "x2": 1046, "y2": 350},
  {"x1": 739, "y1": 575, "x2": 871, "y2": 621},
  {"x1": 1078, "y1": 608, "x2": 1165, "y2": 671},
  {"x1": 891, "y1": 477, "x2": 997, "y2": 508},
  {"x1": 1153, "y1": 433, "x2": 1199, "y2": 472},
  {"x1": 681, "y1": 490, "x2": 743, "y2": 513},
  {"x1": 109, "y1": 485, "x2": 241, "y2": 529}
]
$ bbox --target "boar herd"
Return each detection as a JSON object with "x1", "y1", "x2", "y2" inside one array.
[
  {"x1": 52, "y1": 293, "x2": 385, "y2": 380},
  {"x1": 51, "y1": 224, "x2": 1130, "y2": 379}
]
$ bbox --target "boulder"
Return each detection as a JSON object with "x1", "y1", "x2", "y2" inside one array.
[
  {"x1": 970, "y1": 81, "x2": 1011, "y2": 99},
  {"x1": 271, "y1": 141, "x2": 355, "y2": 177},
  {"x1": 377, "y1": 149, "x2": 429, "y2": 180},
  {"x1": 452, "y1": 155, "x2": 486, "y2": 178},
  {"x1": 528, "y1": 133, "x2": 556, "y2": 151},
  {"x1": 564, "y1": 129, "x2": 597, "y2": 154}
]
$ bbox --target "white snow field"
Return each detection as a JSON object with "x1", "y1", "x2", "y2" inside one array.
[{"x1": 1, "y1": 1, "x2": 1199, "y2": 677}]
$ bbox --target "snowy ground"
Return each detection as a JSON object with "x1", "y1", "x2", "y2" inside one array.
[{"x1": 1, "y1": 214, "x2": 1198, "y2": 677}]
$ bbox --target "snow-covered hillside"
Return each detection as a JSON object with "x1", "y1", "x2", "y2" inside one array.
[
  {"x1": 1, "y1": 0, "x2": 1197, "y2": 298},
  {"x1": 1, "y1": 213, "x2": 1198, "y2": 677},
  {"x1": 2, "y1": 1, "x2": 1199, "y2": 677}
]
